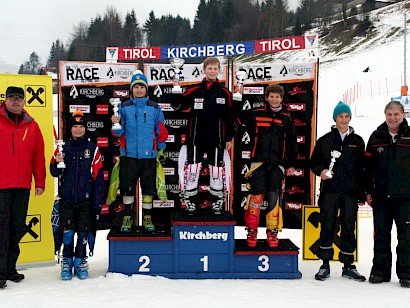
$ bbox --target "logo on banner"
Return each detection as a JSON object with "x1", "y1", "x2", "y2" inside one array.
[
  {"x1": 113, "y1": 89, "x2": 129, "y2": 98},
  {"x1": 286, "y1": 186, "x2": 305, "y2": 194},
  {"x1": 287, "y1": 103, "x2": 306, "y2": 111},
  {"x1": 253, "y1": 101, "x2": 265, "y2": 108},
  {"x1": 289, "y1": 65, "x2": 313, "y2": 77},
  {"x1": 80, "y1": 88, "x2": 104, "y2": 98},
  {"x1": 165, "y1": 151, "x2": 179, "y2": 161},
  {"x1": 108, "y1": 48, "x2": 117, "y2": 57},
  {"x1": 242, "y1": 151, "x2": 251, "y2": 159},
  {"x1": 297, "y1": 136, "x2": 306, "y2": 143},
  {"x1": 280, "y1": 65, "x2": 288, "y2": 76},
  {"x1": 166, "y1": 184, "x2": 180, "y2": 193},
  {"x1": 69, "y1": 105, "x2": 90, "y2": 113},
  {"x1": 87, "y1": 121, "x2": 104, "y2": 132},
  {"x1": 294, "y1": 119, "x2": 306, "y2": 127},
  {"x1": 153, "y1": 200, "x2": 175, "y2": 208},
  {"x1": 107, "y1": 67, "x2": 114, "y2": 78},
  {"x1": 159, "y1": 103, "x2": 173, "y2": 112},
  {"x1": 243, "y1": 87, "x2": 264, "y2": 95},
  {"x1": 241, "y1": 183, "x2": 249, "y2": 191},
  {"x1": 25, "y1": 86, "x2": 46, "y2": 106},
  {"x1": 164, "y1": 168, "x2": 175, "y2": 175},
  {"x1": 242, "y1": 100, "x2": 252, "y2": 110},
  {"x1": 242, "y1": 131, "x2": 251, "y2": 144},
  {"x1": 20, "y1": 215, "x2": 41, "y2": 243},
  {"x1": 192, "y1": 67, "x2": 201, "y2": 77},
  {"x1": 66, "y1": 66, "x2": 100, "y2": 82},
  {"x1": 97, "y1": 137, "x2": 109, "y2": 147},
  {"x1": 199, "y1": 185, "x2": 210, "y2": 192},
  {"x1": 306, "y1": 35, "x2": 317, "y2": 46},
  {"x1": 165, "y1": 119, "x2": 188, "y2": 128},
  {"x1": 96, "y1": 105, "x2": 109, "y2": 115},
  {"x1": 166, "y1": 135, "x2": 175, "y2": 143},
  {"x1": 154, "y1": 85, "x2": 163, "y2": 98},
  {"x1": 289, "y1": 169, "x2": 305, "y2": 177},
  {"x1": 70, "y1": 86, "x2": 79, "y2": 99},
  {"x1": 241, "y1": 164, "x2": 250, "y2": 174},
  {"x1": 289, "y1": 87, "x2": 308, "y2": 95},
  {"x1": 285, "y1": 202, "x2": 303, "y2": 210},
  {"x1": 297, "y1": 153, "x2": 307, "y2": 161}
]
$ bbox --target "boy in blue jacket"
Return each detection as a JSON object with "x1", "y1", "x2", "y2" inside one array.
[{"x1": 111, "y1": 71, "x2": 168, "y2": 232}]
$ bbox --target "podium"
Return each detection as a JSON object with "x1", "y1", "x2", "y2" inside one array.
[{"x1": 108, "y1": 211, "x2": 301, "y2": 279}]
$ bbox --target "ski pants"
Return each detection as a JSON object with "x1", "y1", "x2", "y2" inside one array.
[
  {"x1": 0, "y1": 189, "x2": 30, "y2": 278},
  {"x1": 371, "y1": 197, "x2": 410, "y2": 280},
  {"x1": 317, "y1": 193, "x2": 358, "y2": 265}
]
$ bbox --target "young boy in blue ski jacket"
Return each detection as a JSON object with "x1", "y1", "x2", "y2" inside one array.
[
  {"x1": 111, "y1": 70, "x2": 168, "y2": 232},
  {"x1": 50, "y1": 110, "x2": 104, "y2": 280}
]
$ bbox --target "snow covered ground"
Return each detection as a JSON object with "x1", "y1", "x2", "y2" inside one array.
[{"x1": 2, "y1": 2, "x2": 410, "y2": 307}]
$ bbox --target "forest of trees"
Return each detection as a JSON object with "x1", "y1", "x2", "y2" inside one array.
[{"x1": 18, "y1": 0, "x2": 386, "y2": 74}]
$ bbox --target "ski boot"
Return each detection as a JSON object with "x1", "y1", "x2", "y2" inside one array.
[
  {"x1": 143, "y1": 215, "x2": 156, "y2": 232},
  {"x1": 185, "y1": 198, "x2": 196, "y2": 215},
  {"x1": 246, "y1": 229, "x2": 258, "y2": 248},
  {"x1": 211, "y1": 198, "x2": 224, "y2": 215},
  {"x1": 61, "y1": 257, "x2": 73, "y2": 281},
  {"x1": 73, "y1": 257, "x2": 88, "y2": 280},
  {"x1": 315, "y1": 264, "x2": 330, "y2": 281},
  {"x1": 121, "y1": 215, "x2": 133, "y2": 232},
  {"x1": 266, "y1": 229, "x2": 279, "y2": 248}
]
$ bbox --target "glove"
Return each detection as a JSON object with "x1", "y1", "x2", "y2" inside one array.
[{"x1": 157, "y1": 149, "x2": 166, "y2": 164}]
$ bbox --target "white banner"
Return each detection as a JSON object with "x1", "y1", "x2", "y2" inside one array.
[
  {"x1": 234, "y1": 62, "x2": 315, "y2": 83},
  {"x1": 59, "y1": 61, "x2": 138, "y2": 86},
  {"x1": 144, "y1": 63, "x2": 226, "y2": 85}
]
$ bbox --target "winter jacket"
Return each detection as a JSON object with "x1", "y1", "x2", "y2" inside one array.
[
  {"x1": 112, "y1": 97, "x2": 168, "y2": 159},
  {"x1": 310, "y1": 126, "x2": 365, "y2": 201},
  {"x1": 171, "y1": 78, "x2": 234, "y2": 148},
  {"x1": 0, "y1": 104, "x2": 46, "y2": 190},
  {"x1": 364, "y1": 119, "x2": 410, "y2": 198},
  {"x1": 238, "y1": 104, "x2": 297, "y2": 168},
  {"x1": 50, "y1": 137, "x2": 104, "y2": 210}
]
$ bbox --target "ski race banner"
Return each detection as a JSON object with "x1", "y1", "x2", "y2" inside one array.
[
  {"x1": 232, "y1": 62, "x2": 317, "y2": 229},
  {"x1": 59, "y1": 61, "x2": 138, "y2": 228},
  {"x1": 106, "y1": 35, "x2": 319, "y2": 62},
  {"x1": 0, "y1": 74, "x2": 55, "y2": 267}
]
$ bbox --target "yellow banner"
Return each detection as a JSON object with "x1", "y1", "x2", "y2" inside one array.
[
  {"x1": 302, "y1": 205, "x2": 358, "y2": 261},
  {"x1": 0, "y1": 74, "x2": 55, "y2": 266}
]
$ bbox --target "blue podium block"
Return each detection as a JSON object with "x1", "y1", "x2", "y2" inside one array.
[
  {"x1": 107, "y1": 211, "x2": 302, "y2": 279},
  {"x1": 108, "y1": 235, "x2": 173, "y2": 275}
]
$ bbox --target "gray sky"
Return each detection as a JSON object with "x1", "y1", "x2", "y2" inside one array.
[{"x1": 0, "y1": 0, "x2": 300, "y2": 73}]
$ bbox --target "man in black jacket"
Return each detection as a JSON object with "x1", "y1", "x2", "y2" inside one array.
[
  {"x1": 365, "y1": 100, "x2": 410, "y2": 288},
  {"x1": 310, "y1": 101, "x2": 366, "y2": 282}
]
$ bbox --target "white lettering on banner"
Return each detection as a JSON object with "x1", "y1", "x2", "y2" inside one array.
[
  {"x1": 259, "y1": 38, "x2": 302, "y2": 52},
  {"x1": 243, "y1": 87, "x2": 264, "y2": 95},
  {"x1": 179, "y1": 231, "x2": 228, "y2": 241},
  {"x1": 80, "y1": 88, "x2": 104, "y2": 97},
  {"x1": 167, "y1": 44, "x2": 246, "y2": 58},
  {"x1": 165, "y1": 119, "x2": 188, "y2": 128},
  {"x1": 123, "y1": 48, "x2": 155, "y2": 59},
  {"x1": 158, "y1": 103, "x2": 174, "y2": 112}
]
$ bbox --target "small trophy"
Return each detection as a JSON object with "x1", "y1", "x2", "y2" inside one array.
[
  {"x1": 110, "y1": 98, "x2": 122, "y2": 130},
  {"x1": 233, "y1": 70, "x2": 247, "y2": 101},
  {"x1": 170, "y1": 58, "x2": 185, "y2": 94},
  {"x1": 325, "y1": 150, "x2": 341, "y2": 178},
  {"x1": 55, "y1": 140, "x2": 66, "y2": 169}
]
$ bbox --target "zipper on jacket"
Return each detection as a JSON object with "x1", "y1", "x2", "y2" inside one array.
[
  {"x1": 144, "y1": 111, "x2": 146, "y2": 123},
  {"x1": 219, "y1": 119, "x2": 222, "y2": 148},
  {"x1": 12, "y1": 131, "x2": 15, "y2": 155},
  {"x1": 193, "y1": 117, "x2": 198, "y2": 144}
]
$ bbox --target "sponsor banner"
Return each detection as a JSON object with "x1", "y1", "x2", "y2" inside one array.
[
  {"x1": 153, "y1": 200, "x2": 175, "y2": 208},
  {"x1": 302, "y1": 205, "x2": 358, "y2": 261},
  {"x1": 97, "y1": 137, "x2": 109, "y2": 148},
  {"x1": 108, "y1": 47, "x2": 162, "y2": 61},
  {"x1": 165, "y1": 118, "x2": 188, "y2": 128},
  {"x1": 243, "y1": 87, "x2": 264, "y2": 95},
  {"x1": 69, "y1": 105, "x2": 90, "y2": 113},
  {"x1": 96, "y1": 105, "x2": 109, "y2": 115},
  {"x1": 285, "y1": 201, "x2": 303, "y2": 210},
  {"x1": 145, "y1": 64, "x2": 226, "y2": 85},
  {"x1": 79, "y1": 87, "x2": 105, "y2": 98},
  {"x1": 113, "y1": 89, "x2": 129, "y2": 98},
  {"x1": 60, "y1": 61, "x2": 138, "y2": 86},
  {"x1": 161, "y1": 41, "x2": 254, "y2": 59},
  {"x1": 234, "y1": 62, "x2": 315, "y2": 83}
]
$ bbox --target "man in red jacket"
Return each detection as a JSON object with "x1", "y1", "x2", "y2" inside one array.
[{"x1": 0, "y1": 86, "x2": 46, "y2": 289}]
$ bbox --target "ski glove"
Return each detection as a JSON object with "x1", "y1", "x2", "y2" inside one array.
[{"x1": 157, "y1": 149, "x2": 166, "y2": 164}]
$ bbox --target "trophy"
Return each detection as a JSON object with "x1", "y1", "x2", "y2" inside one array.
[
  {"x1": 55, "y1": 140, "x2": 66, "y2": 169},
  {"x1": 233, "y1": 70, "x2": 247, "y2": 101},
  {"x1": 170, "y1": 58, "x2": 185, "y2": 94},
  {"x1": 110, "y1": 98, "x2": 122, "y2": 130},
  {"x1": 325, "y1": 150, "x2": 341, "y2": 178}
]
